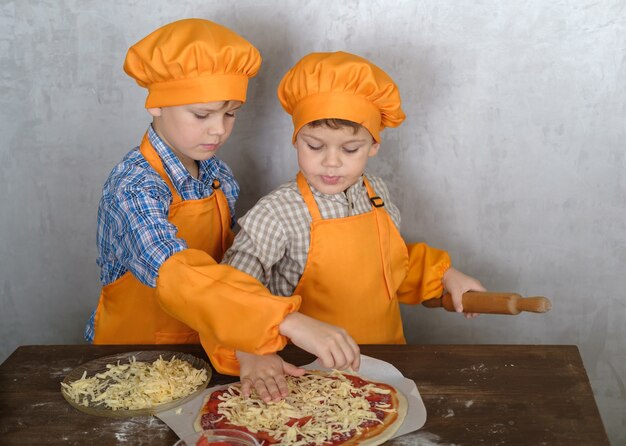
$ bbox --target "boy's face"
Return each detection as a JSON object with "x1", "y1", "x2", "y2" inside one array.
[
  {"x1": 148, "y1": 100, "x2": 242, "y2": 171},
  {"x1": 294, "y1": 123, "x2": 380, "y2": 195}
]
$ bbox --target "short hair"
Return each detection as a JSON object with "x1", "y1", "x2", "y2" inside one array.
[{"x1": 307, "y1": 118, "x2": 361, "y2": 135}]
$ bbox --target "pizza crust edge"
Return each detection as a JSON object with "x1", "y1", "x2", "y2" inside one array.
[{"x1": 355, "y1": 387, "x2": 408, "y2": 446}]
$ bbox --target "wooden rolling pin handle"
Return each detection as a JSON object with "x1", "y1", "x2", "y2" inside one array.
[
  {"x1": 516, "y1": 296, "x2": 552, "y2": 313},
  {"x1": 422, "y1": 291, "x2": 552, "y2": 315}
]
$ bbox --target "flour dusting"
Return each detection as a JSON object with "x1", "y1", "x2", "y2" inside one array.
[
  {"x1": 113, "y1": 418, "x2": 170, "y2": 443},
  {"x1": 460, "y1": 363, "x2": 488, "y2": 373},
  {"x1": 49, "y1": 367, "x2": 73, "y2": 378},
  {"x1": 30, "y1": 402, "x2": 55, "y2": 408},
  {"x1": 489, "y1": 422, "x2": 506, "y2": 434},
  {"x1": 398, "y1": 432, "x2": 459, "y2": 446}
]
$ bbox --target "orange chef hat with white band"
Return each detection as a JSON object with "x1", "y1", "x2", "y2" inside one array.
[
  {"x1": 124, "y1": 18, "x2": 261, "y2": 108},
  {"x1": 277, "y1": 51, "x2": 405, "y2": 143}
]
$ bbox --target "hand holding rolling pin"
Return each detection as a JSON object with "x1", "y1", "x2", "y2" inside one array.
[
  {"x1": 441, "y1": 267, "x2": 487, "y2": 318},
  {"x1": 423, "y1": 291, "x2": 552, "y2": 315}
]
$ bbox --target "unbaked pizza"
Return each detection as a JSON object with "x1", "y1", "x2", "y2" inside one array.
[{"x1": 194, "y1": 370, "x2": 407, "y2": 445}]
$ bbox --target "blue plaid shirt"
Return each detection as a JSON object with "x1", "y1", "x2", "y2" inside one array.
[{"x1": 85, "y1": 125, "x2": 239, "y2": 341}]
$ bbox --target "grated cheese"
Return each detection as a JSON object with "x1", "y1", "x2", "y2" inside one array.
[
  {"x1": 214, "y1": 370, "x2": 396, "y2": 445},
  {"x1": 61, "y1": 355, "x2": 207, "y2": 410}
]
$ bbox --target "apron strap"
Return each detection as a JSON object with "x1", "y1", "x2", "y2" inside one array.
[
  {"x1": 139, "y1": 132, "x2": 183, "y2": 206},
  {"x1": 210, "y1": 179, "x2": 235, "y2": 253},
  {"x1": 296, "y1": 172, "x2": 323, "y2": 221},
  {"x1": 363, "y1": 176, "x2": 395, "y2": 300},
  {"x1": 363, "y1": 177, "x2": 385, "y2": 208}
]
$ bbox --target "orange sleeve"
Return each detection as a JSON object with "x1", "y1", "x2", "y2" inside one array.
[
  {"x1": 396, "y1": 242, "x2": 451, "y2": 305},
  {"x1": 155, "y1": 249, "x2": 301, "y2": 375},
  {"x1": 200, "y1": 341, "x2": 241, "y2": 376}
]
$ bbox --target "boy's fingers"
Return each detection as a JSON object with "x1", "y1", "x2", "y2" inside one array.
[
  {"x1": 338, "y1": 340, "x2": 358, "y2": 371},
  {"x1": 254, "y1": 380, "x2": 272, "y2": 402},
  {"x1": 330, "y1": 347, "x2": 348, "y2": 370},
  {"x1": 240, "y1": 378, "x2": 252, "y2": 397},
  {"x1": 452, "y1": 291, "x2": 464, "y2": 312},
  {"x1": 318, "y1": 351, "x2": 335, "y2": 369},
  {"x1": 265, "y1": 379, "x2": 282, "y2": 402},
  {"x1": 351, "y1": 353, "x2": 361, "y2": 371},
  {"x1": 349, "y1": 339, "x2": 360, "y2": 369},
  {"x1": 274, "y1": 375, "x2": 290, "y2": 398},
  {"x1": 283, "y1": 362, "x2": 306, "y2": 377}
]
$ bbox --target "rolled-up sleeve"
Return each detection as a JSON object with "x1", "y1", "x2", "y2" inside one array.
[{"x1": 396, "y1": 243, "x2": 451, "y2": 304}]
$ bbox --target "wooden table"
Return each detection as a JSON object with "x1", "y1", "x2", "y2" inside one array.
[{"x1": 0, "y1": 344, "x2": 609, "y2": 445}]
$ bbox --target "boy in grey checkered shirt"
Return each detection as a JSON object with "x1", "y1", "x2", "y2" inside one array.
[{"x1": 223, "y1": 52, "x2": 485, "y2": 401}]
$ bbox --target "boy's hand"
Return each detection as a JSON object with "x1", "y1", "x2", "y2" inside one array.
[
  {"x1": 442, "y1": 267, "x2": 486, "y2": 319},
  {"x1": 279, "y1": 312, "x2": 360, "y2": 371},
  {"x1": 236, "y1": 351, "x2": 305, "y2": 402}
]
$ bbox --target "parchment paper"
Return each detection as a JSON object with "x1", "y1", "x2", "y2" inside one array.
[{"x1": 157, "y1": 354, "x2": 427, "y2": 441}]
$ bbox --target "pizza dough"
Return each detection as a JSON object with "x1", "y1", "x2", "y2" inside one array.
[{"x1": 194, "y1": 370, "x2": 407, "y2": 445}]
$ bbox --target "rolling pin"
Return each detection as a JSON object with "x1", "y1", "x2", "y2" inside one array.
[{"x1": 422, "y1": 291, "x2": 552, "y2": 315}]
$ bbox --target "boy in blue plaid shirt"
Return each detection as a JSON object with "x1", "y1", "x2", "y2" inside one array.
[{"x1": 85, "y1": 19, "x2": 359, "y2": 383}]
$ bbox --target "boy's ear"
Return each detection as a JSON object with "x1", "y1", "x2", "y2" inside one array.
[
  {"x1": 368, "y1": 142, "x2": 381, "y2": 157},
  {"x1": 147, "y1": 107, "x2": 162, "y2": 117}
]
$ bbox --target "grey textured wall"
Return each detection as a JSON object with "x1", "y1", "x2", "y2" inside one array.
[{"x1": 1, "y1": 0, "x2": 624, "y2": 443}]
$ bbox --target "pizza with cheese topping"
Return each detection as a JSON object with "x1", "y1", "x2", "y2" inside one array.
[{"x1": 194, "y1": 370, "x2": 407, "y2": 446}]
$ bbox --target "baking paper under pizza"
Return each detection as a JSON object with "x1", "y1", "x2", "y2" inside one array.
[{"x1": 194, "y1": 370, "x2": 408, "y2": 446}]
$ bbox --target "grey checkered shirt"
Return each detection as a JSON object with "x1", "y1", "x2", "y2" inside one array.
[{"x1": 222, "y1": 174, "x2": 401, "y2": 297}]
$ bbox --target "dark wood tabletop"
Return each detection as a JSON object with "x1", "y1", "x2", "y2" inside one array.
[{"x1": 0, "y1": 344, "x2": 609, "y2": 445}]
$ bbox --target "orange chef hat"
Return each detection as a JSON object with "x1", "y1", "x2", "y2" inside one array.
[
  {"x1": 124, "y1": 18, "x2": 261, "y2": 108},
  {"x1": 277, "y1": 51, "x2": 405, "y2": 142}
]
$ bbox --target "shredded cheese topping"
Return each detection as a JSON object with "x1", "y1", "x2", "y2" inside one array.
[
  {"x1": 214, "y1": 371, "x2": 396, "y2": 445},
  {"x1": 62, "y1": 355, "x2": 207, "y2": 410}
]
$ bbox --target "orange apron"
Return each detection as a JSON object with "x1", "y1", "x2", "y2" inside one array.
[
  {"x1": 293, "y1": 172, "x2": 409, "y2": 344},
  {"x1": 93, "y1": 133, "x2": 233, "y2": 344}
]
